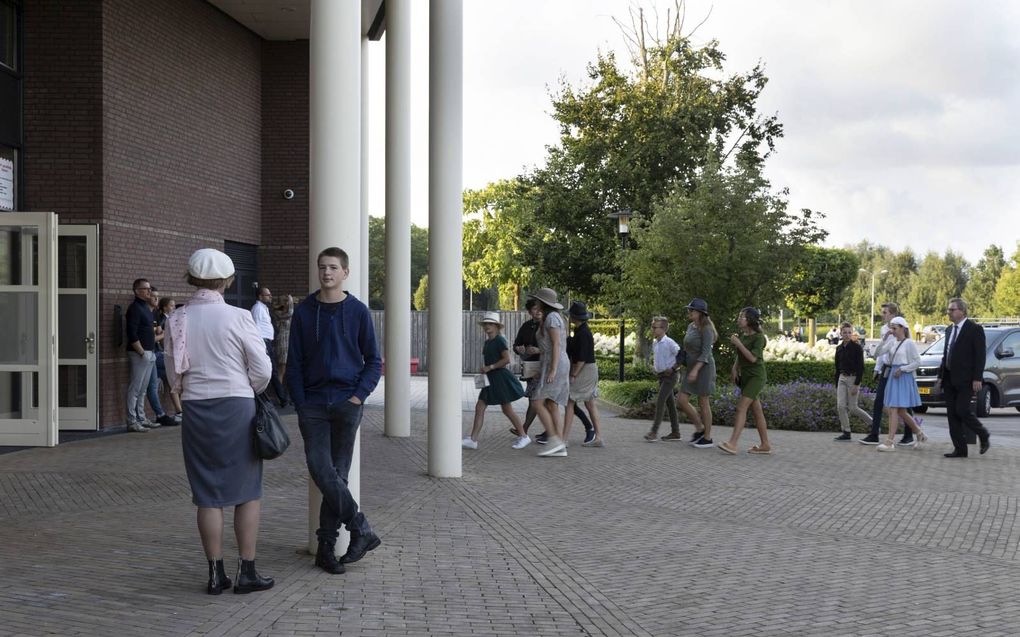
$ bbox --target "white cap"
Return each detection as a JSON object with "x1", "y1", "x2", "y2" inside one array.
[
  {"x1": 889, "y1": 316, "x2": 909, "y2": 329},
  {"x1": 188, "y1": 248, "x2": 235, "y2": 279}
]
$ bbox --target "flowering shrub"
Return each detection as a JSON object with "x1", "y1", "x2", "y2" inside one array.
[
  {"x1": 764, "y1": 336, "x2": 837, "y2": 362},
  {"x1": 592, "y1": 331, "x2": 637, "y2": 356},
  {"x1": 601, "y1": 380, "x2": 876, "y2": 433}
]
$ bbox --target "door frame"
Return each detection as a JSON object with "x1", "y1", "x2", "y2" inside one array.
[{"x1": 57, "y1": 224, "x2": 99, "y2": 430}]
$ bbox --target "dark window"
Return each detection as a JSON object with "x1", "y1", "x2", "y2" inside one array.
[
  {"x1": 223, "y1": 240, "x2": 258, "y2": 308},
  {"x1": 0, "y1": 1, "x2": 15, "y2": 72}
]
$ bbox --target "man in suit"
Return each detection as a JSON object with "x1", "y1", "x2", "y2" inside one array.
[{"x1": 937, "y1": 297, "x2": 991, "y2": 458}]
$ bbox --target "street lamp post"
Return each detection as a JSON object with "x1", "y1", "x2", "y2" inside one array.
[
  {"x1": 859, "y1": 267, "x2": 889, "y2": 339},
  {"x1": 608, "y1": 209, "x2": 631, "y2": 382}
]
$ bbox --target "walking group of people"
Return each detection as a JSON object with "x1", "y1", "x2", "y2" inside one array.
[
  {"x1": 147, "y1": 246, "x2": 381, "y2": 595},
  {"x1": 834, "y1": 299, "x2": 991, "y2": 458}
]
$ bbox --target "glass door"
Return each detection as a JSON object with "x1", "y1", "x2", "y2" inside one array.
[
  {"x1": 57, "y1": 224, "x2": 98, "y2": 430},
  {"x1": 0, "y1": 212, "x2": 57, "y2": 446}
]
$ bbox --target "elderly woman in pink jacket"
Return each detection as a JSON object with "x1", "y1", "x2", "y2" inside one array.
[{"x1": 165, "y1": 249, "x2": 273, "y2": 596}]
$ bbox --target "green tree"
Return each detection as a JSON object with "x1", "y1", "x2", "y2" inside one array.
[
  {"x1": 462, "y1": 179, "x2": 538, "y2": 310},
  {"x1": 964, "y1": 244, "x2": 1005, "y2": 316},
  {"x1": 907, "y1": 250, "x2": 968, "y2": 324},
  {"x1": 367, "y1": 215, "x2": 429, "y2": 310},
  {"x1": 784, "y1": 247, "x2": 859, "y2": 345},
  {"x1": 620, "y1": 154, "x2": 825, "y2": 334},
  {"x1": 526, "y1": 9, "x2": 782, "y2": 300},
  {"x1": 993, "y1": 243, "x2": 1020, "y2": 316},
  {"x1": 413, "y1": 273, "x2": 429, "y2": 311}
]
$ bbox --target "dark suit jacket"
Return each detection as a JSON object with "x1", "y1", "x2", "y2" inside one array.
[{"x1": 938, "y1": 319, "x2": 985, "y2": 388}]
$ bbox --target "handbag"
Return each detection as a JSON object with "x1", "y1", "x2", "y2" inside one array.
[
  {"x1": 253, "y1": 392, "x2": 290, "y2": 460},
  {"x1": 521, "y1": 360, "x2": 542, "y2": 380},
  {"x1": 474, "y1": 373, "x2": 490, "y2": 389},
  {"x1": 675, "y1": 349, "x2": 688, "y2": 368}
]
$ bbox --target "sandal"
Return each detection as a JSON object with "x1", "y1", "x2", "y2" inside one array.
[
  {"x1": 717, "y1": 441, "x2": 737, "y2": 455},
  {"x1": 747, "y1": 444, "x2": 772, "y2": 455}
]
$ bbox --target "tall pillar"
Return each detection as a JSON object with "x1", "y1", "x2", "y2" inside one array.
[
  {"x1": 427, "y1": 0, "x2": 463, "y2": 478},
  {"x1": 360, "y1": 36, "x2": 371, "y2": 297},
  {"x1": 384, "y1": 0, "x2": 412, "y2": 438},
  {"x1": 308, "y1": 0, "x2": 362, "y2": 554}
]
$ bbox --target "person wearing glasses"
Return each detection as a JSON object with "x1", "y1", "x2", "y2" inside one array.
[
  {"x1": 125, "y1": 278, "x2": 159, "y2": 433},
  {"x1": 937, "y1": 298, "x2": 991, "y2": 458}
]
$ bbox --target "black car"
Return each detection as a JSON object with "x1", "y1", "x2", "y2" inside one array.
[{"x1": 914, "y1": 326, "x2": 1020, "y2": 416}]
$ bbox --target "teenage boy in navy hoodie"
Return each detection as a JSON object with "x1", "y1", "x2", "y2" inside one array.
[{"x1": 286, "y1": 247, "x2": 382, "y2": 575}]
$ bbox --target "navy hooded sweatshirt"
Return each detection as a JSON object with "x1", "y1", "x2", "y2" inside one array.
[{"x1": 286, "y1": 290, "x2": 382, "y2": 407}]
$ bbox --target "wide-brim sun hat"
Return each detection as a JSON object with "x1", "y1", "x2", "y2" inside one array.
[
  {"x1": 567, "y1": 301, "x2": 592, "y2": 321},
  {"x1": 685, "y1": 298, "x2": 709, "y2": 315},
  {"x1": 188, "y1": 248, "x2": 235, "y2": 279},
  {"x1": 479, "y1": 311, "x2": 502, "y2": 326},
  {"x1": 526, "y1": 287, "x2": 563, "y2": 310}
]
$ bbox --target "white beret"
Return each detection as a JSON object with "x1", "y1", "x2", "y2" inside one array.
[{"x1": 188, "y1": 248, "x2": 235, "y2": 279}]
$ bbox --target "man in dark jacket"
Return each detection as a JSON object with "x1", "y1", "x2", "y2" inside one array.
[
  {"x1": 287, "y1": 247, "x2": 382, "y2": 575},
  {"x1": 125, "y1": 278, "x2": 159, "y2": 432},
  {"x1": 938, "y1": 297, "x2": 991, "y2": 458},
  {"x1": 833, "y1": 322, "x2": 872, "y2": 441}
]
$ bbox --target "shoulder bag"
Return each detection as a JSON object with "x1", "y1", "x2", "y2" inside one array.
[{"x1": 253, "y1": 392, "x2": 290, "y2": 460}]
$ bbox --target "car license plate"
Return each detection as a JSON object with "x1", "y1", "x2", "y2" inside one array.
[{"x1": 918, "y1": 387, "x2": 931, "y2": 395}]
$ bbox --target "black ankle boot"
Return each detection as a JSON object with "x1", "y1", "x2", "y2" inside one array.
[
  {"x1": 233, "y1": 558, "x2": 274, "y2": 594},
  {"x1": 207, "y1": 559, "x2": 232, "y2": 595},
  {"x1": 315, "y1": 539, "x2": 345, "y2": 574}
]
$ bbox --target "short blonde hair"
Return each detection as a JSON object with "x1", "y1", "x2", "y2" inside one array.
[{"x1": 651, "y1": 316, "x2": 669, "y2": 330}]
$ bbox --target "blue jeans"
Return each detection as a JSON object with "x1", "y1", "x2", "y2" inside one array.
[
  {"x1": 146, "y1": 353, "x2": 166, "y2": 417},
  {"x1": 298, "y1": 401, "x2": 372, "y2": 541}
]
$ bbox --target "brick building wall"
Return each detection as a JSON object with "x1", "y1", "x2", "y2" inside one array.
[{"x1": 260, "y1": 40, "x2": 309, "y2": 301}]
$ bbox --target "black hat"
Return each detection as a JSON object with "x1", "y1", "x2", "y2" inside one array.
[
  {"x1": 685, "y1": 298, "x2": 709, "y2": 315},
  {"x1": 742, "y1": 307, "x2": 761, "y2": 323},
  {"x1": 567, "y1": 301, "x2": 592, "y2": 321}
]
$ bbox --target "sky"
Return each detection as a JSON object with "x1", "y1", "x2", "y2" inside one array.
[{"x1": 365, "y1": 0, "x2": 1020, "y2": 265}]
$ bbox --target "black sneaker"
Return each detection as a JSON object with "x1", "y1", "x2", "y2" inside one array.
[
  {"x1": 690, "y1": 430, "x2": 704, "y2": 442},
  {"x1": 583, "y1": 428, "x2": 596, "y2": 444},
  {"x1": 535, "y1": 432, "x2": 548, "y2": 445},
  {"x1": 692, "y1": 437, "x2": 714, "y2": 449},
  {"x1": 858, "y1": 435, "x2": 880, "y2": 445},
  {"x1": 899, "y1": 436, "x2": 914, "y2": 445},
  {"x1": 834, "y1": 432, "x2": 852, "y2": 441}
]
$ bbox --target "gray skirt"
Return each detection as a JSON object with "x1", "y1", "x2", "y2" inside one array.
[{"x1": 182, "y1": 396, "x2": 262, "y2": 508}]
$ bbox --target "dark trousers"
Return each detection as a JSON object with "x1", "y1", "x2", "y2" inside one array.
[
  {"x1": 651, "y1": 371, "x2": 679, "y2": 434},
  {"x1": 573, "y1": 403, "x2": 593, "y2": 431},
  {"x1": 262, "y1": 339, "x2": 288, "y2": 405},
  {"x1": 297, "y1": 402, "x2": 372, "y2": 541},
  {"x1": 943, "y1": 382, "x2": 989, "y2": 456},
  {"x1": 868, "y1": 374, "x2": 887, "y2": 437}
]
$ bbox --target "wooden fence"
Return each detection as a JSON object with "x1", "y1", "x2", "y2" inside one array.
[{"x1": 370, "y1": 311, "x2": 530, "y2": 374}]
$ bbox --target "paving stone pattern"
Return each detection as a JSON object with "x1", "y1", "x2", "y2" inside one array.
[{"x1": 1, "y1": 380, "x2": 1018, "y2": 636}]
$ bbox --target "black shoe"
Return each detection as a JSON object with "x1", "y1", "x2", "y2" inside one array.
[
  {"x1": 834, "y1": 432, "x2": 852, "y2": 441},
  {"x1": 535, "y1": 432, "x2": 548, "y2": 445},
  {"x1": 315, "y1": 540, "x2": 345, "y2": 574},
  {"x1": 583, "y1": 428, "x2": 597, "y2": 444},
  {"x1": 157, "y1": 414, "x2": 178, "y2": 428},
  {"x1": 206, "y1": 559, "x2": 232, "y2": 595},
  {"x1": 899, "y1": 436, "x2": 914, "y2": 444},
  {"x1": 341, "y1": 530, "x2": 381, "y2": 564},
  {"x1": 233, "y1": 558, "x2": 274, "y2": 594},
  {"x1": 690, "y1": 430, "x2": 704, "y2": 442},
  {"x1": 980, "y1": 436, "x2": 990, "y2": 455},
  {"x1": 944, "y1": 451, "x2": 968, "y2": 458},
  {"x1": 858, "y1": 435, "x2": 880, "y2": 445}
]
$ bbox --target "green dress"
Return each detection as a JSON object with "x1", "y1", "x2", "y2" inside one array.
[
  {"x1": 479, "y1": 335, "x2": 526, "y2": 406},
  {"x1": 737, "y1": 332, "x2": 767, "y2": 400}
]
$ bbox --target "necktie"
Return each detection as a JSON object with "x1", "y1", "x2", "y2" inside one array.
[{"x1": 946, "y1": 324, "x2": 957, "y2": 368}]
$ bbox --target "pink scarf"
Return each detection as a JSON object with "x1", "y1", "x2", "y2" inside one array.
[{"x1": 166, "y1": 288, "x2": 224, "y2": 392}]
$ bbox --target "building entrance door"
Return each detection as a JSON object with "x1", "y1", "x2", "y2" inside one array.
[
  {"x1": 57, "y1": 224, "x2": 98, "y2": 430},
  {"x1": 0, "y1": 212, "x2": 58, "y2": 447}
]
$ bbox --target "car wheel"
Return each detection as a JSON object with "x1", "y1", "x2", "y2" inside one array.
[
  {"x1": 913, "y1": 405, "x2": 928, "y2": 414},
  {"x1": 976, "y1": 385, "x2": 992, "y2": 418}
]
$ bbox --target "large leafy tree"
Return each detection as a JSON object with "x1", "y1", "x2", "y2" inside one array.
[
  {"x1": 527, "y1": 7, "x2": 782, "y2": 300},
  {"x1": 367, "y1": 216, "x2": 429, "y2": 310},
  {"x1": 993, "y1": 243, "x2": 1020, "y2": 316},
  {"x1": 785, "y1": 247, "x2": 859, "y2": 345},
  {"x1": 964, "y1": 244, "x2": 1005, "y2": 316},
  {"x1": 619, "y1": 154, "x2": 826, "y2": 335},
  {"x1": 906, "y1": 250, "x2": 968, "y2": 323}
]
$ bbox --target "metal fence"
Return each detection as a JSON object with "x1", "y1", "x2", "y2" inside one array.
[{"x1": 370, "y1": 310, "x2": 530, "y2": 374}]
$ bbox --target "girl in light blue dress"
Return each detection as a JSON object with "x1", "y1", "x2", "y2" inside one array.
[{"x1": 877, "y1": 317, "x2": 927, "y2": 452}]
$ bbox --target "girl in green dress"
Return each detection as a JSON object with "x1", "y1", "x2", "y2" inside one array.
[
  {"x1": 462, "y1": 312, "x2": 529, "y2": 450},
  {"x1": 718, "y1": 307, "x2": 772, "y2": 455}
]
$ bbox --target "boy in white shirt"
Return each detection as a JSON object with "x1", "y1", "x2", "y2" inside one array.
[{"x1": 644, "y1": 317, "x2": 681, "y2": 442}]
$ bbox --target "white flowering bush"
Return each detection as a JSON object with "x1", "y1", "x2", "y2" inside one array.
[
  {"x1": 592, "y1": 331, "x2": 636, "y2": 355},
  {"x1": 764, "y1": 336, "x2": 836, "y2": 362}
]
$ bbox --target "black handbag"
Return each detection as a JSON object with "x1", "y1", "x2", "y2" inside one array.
[
  {"x1": 253, "y1": 393, "x2": 290, "y2": 460},
  {"x1": 675, "y1": 348, "x2": 688, "y2": 368}
]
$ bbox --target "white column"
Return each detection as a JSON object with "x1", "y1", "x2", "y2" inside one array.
[
  {"x1": 384, "y1": 0, "x2": 412, "y2": 438},
  {"x1": 308, "y1": 0, "x2": 362, "y2": 555},
  {"x1": 360, "y1": 36, "x2": 371, "y2": 297},
  {"x1": 427, "y1": 0, "x2": 463, "y2": 478}
]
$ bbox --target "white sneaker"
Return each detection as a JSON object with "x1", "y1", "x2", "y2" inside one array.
[
  {"x1": 537, "y1": 437, "x2": 566, "y2": 457},
  {"x1": 877, "y1": 441, "x2": 896, "y2": 452},
  {"x1": 512, "y1": 435, "x2": 532, "y2": 449},
  {"x1": 461, "y1": 437, "x2": 478, "y2": 450}
]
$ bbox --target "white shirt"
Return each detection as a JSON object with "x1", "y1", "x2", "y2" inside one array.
[
  {"x1": 251, "y1": 300, "x2": 275, "y2": 340},
  {"x1": 873, "y1": 323, "x2": 894, "y2": 373},
  {"x1": 165, "y1": 301, "x2": 271, "y2": 401},
  {"x1": 885, "y1": 337, "x2": 920, "y2": 371},
  {"x1": 652, "y1": 334, "x2": 680, "y2": 373}
]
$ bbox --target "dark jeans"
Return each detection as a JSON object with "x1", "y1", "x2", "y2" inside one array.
[
  {"x1": 297, "y1": 401, "x2": 372, "y2": 541},
  {"x1": 943, "y1": 382, "x2": 989, "y2": 455},
  {"x1": 263, "y1": 339, "x2": 289, "y2": 405},
  {"x1": 146, "y1": 352, "x2": 166, "y2": 417},
  {"x1": 868, "y1": 374, "x2": 887, "y2": 437},
  {"x1": 651, "y1": 371, "x2": 679, "y2": 434}
]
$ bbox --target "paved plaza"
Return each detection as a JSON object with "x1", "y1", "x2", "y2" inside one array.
[{"x1": 2, "y1": 377, "x2": 1019, "y2": 636}]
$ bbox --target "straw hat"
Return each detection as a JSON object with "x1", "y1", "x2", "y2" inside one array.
[
  {"x1": 526, "y1": 287, "x2": 563, "y2": 310},
  {"x1": 479, "y1": 311, "x2": 502, "y2": 326}
]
